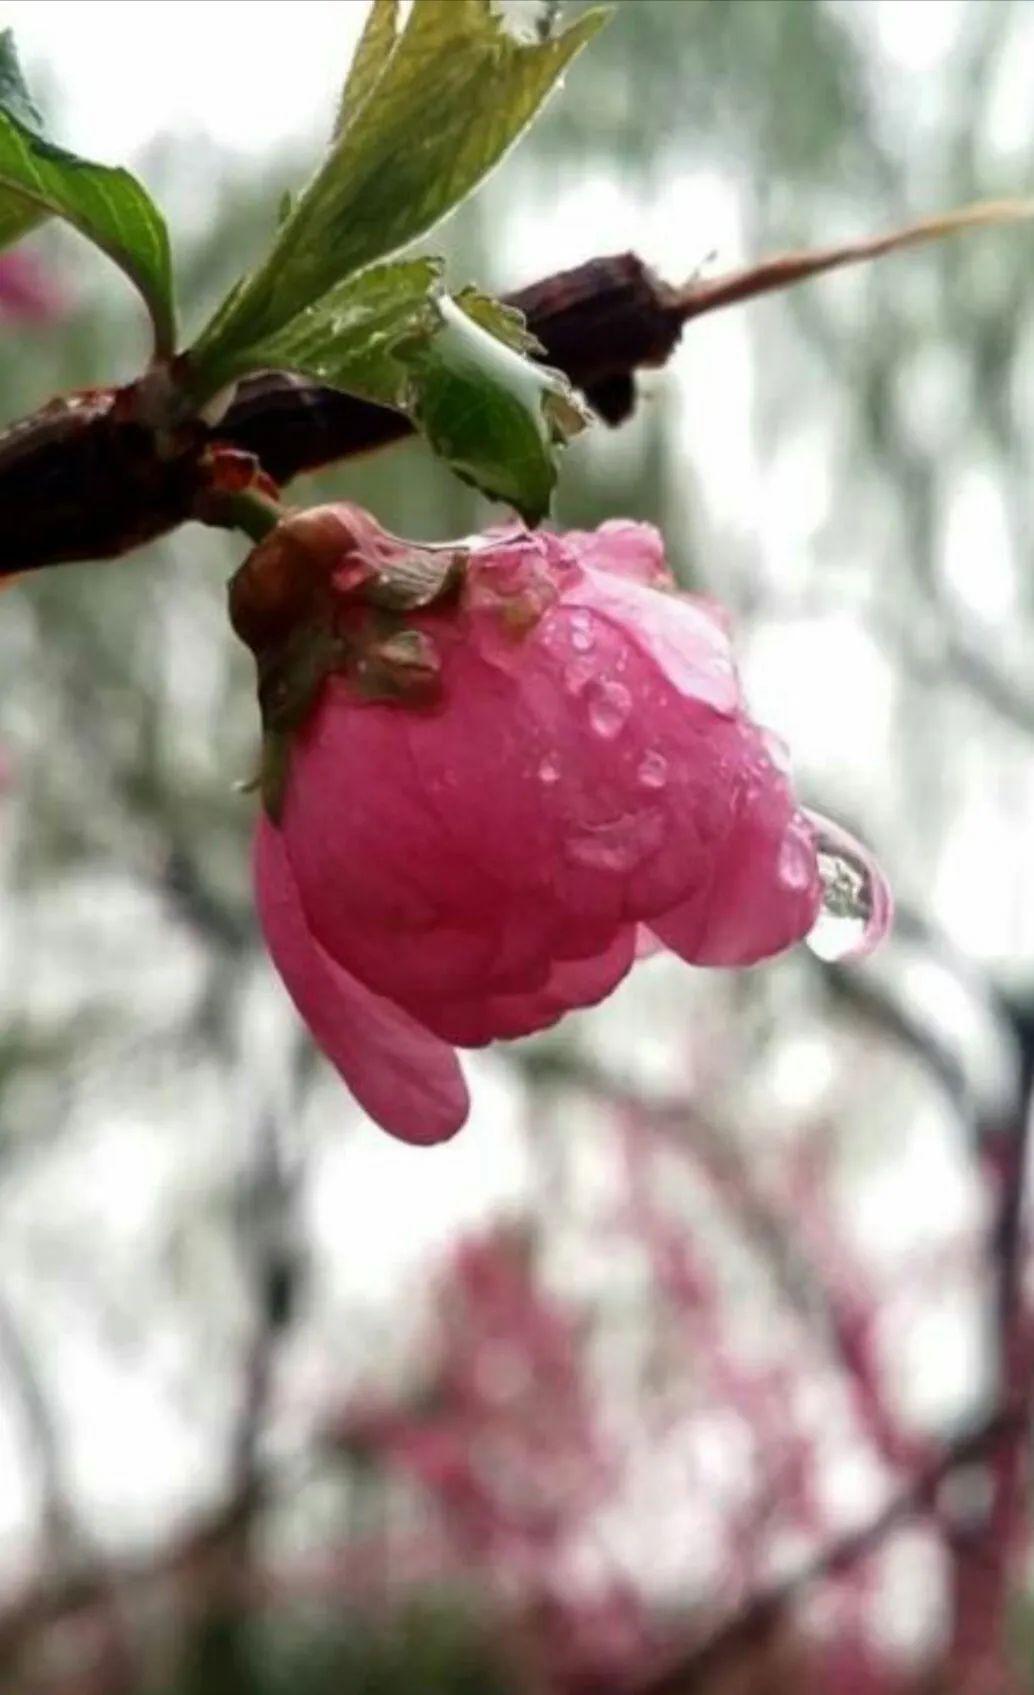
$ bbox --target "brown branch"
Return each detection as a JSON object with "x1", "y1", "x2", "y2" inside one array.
[
  {"x1": 0, "y1": 253, "x2": 685, "y2": 575},
  {"x1": 2, "y1": 198, "x2": 1028, "y2": 577},
  {"x1": 678, "y1": 198, "x2": 1033, "y2": 324},
  {"x1": 221, "y1": 251, "x2": 686, "y2": 485}
]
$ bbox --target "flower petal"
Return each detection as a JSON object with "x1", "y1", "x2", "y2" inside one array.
[
  {"x1": 254, "y1": 819, "x2": 469, "y2": 1144},
  {"x1": 419, "y1": 925, "x2": 638, "y2": 1047},
  {"x1": 565, "y1": 565, "x2": 740, "y2": 715},
  {"x1": 652, "y1": 790, "x2": 821, "y2": 967},
  {"x1": 561, "y1": 519, "x2": 672, "y2": 586}
]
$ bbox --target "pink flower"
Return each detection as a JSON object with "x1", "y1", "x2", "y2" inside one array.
[
  {"x1": 331, "y1": 1230, "x2": 608, "y2": 1564},
  {"x1": 0, "y1": 252, "x2": 63, "y2": 323},
  {"x1": 238, "y1": 506, "x2": 889, "y2": 1144}
]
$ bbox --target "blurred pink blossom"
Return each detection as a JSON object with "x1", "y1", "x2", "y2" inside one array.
[
  {"x1": 338, "y1": 1232, "x2": 608, "y2": 1563},
  {"x1": 0, "y1": 251, "x2": 63, "y2": 322},
  {"x1": 330, "y1": 1228, "x2": 660, "y2": 1687}
]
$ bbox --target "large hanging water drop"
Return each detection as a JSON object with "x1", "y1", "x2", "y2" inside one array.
[{"x1": 804, "y1": 812, "x2": 893, "y2": 963}]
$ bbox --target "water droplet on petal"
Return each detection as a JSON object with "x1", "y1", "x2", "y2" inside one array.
[
  {"x1": 637, "y1": 750, "x2": 668, "y2": 790},
  {"x1": 566, "y1": 808, "x2": 665, "y2": 873},
  {"x1": 586, "y1": 679, "x2": 632, "y2": 740},
  {"x1": 569, "y1": 609, "x2": 594, "y2": 653},
  {"x1": 565, "y1": 657, "x2": 596, "y2": 697},
  {"x1": 538, "y1": 755, "x2": 560, "y2": 785},
  {"x1": 804, "y1": 812, "x2": 893, "y2": 962}
]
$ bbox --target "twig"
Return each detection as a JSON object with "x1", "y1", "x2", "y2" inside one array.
[
  {"x1": 677, "y1": 200, "x2": 1033, "y2": 325},
  {"x1": 3, "y1": 198, "x2": 1029, "y2": 575},
  {"x1": 0, "y1": 253, "x2": 683, "y2": 574}
]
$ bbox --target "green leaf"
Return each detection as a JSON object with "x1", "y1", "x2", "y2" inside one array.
[
  {"x1": 411, "y1": 295, "x2": 587, "y2": 522},
  {"x1": 189, "y1": 0, "x2": 607, "y2": 394},
  {"x1": 452, "y1": 284, "x2": 543, "y2": 355},
  {"x1": 0, "y1": 32, "x2": 44, "y2": 133},
  {"x1": 250, "y1": 257, "x2": 445, "y2": 406},
  {"x1": 333, "y1": 0, "x2": 400, "y2": 138},
  {"x1": 0, "y1": 35, "x2": 48, "y2": 252},
  {"x1": 0, "y1": 30, "x2": 175, "y2": 353},
  {"x1": 235, "y1": 262, "x2": 587, "y2": 523},
  {"x1": 0, "y1": 189, "x2": 44, "y2": 253}
]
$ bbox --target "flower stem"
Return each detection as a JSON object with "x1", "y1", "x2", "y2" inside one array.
[{"x1": 203, "y1": 487, "x2": 287, "y2": 544}]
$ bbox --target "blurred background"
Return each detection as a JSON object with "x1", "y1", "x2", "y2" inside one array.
[{"x1": 1, "y1": 1, "x2": 1033, "y2": 1690}]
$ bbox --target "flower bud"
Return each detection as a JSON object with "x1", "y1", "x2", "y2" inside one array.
[{"x1": 242, "y1": 505, "x2": 890, "y2": 1145}]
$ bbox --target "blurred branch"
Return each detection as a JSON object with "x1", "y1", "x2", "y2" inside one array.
[
  {"x1": 865, "y1": 599, "x2": 1034, "y2": 741},
  {"x1": 229, "y1": 1107, "x2": 301, "y2": 1503},
  {"x1": 988, "y1": 1000, "x2": 1034, "y2": 1334},
  {"x1": 0, "y1": 1099, "x2": 305, "y2": 1693},
  {"x1": 757, "y1": 574, "x2": 1034, "y2": 744},
  {"x1": 0, "y1": 1291, "x2": 139, "y2": 1691},
  {"x1": 0, "y1": 1493, "x2": 256, "y2": 1678},
  {"x1": 526, "y1": 967, "x2": 1033, "y2": 1691},
  {"x1": 0, "y1": 1288, "x2": 77, "y2": 1556},
  {"x1": 816, "y1": 961, "x2": 971, "y2": 1113},
  {"x1": 940, "y1": 630, "x2": 1034, "y2": 740},
  {"x1": 160, "y1": 843, "x2": 250, "y2": 956},
  {"x1": 530, "y1": 1045, "x2": 933, "y2": 1475},
  {"x1": 947, "y1": 994, "x2": 1034, "y2": 1680},
  {"x1": 179, "y1": 1098, "x2": 305, "y2": 1695},
  {"x1": 631, "y1": 1406, "x2": 1019, "y2": 1695}
]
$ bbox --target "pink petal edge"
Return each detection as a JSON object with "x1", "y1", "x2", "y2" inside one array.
[{"x1": 254, "y1": 819, "x2": 470, "y2": 1145}]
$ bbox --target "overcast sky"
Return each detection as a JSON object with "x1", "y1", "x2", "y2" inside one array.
[
  {"x1": 3, "y1": 1, "x2": 367, "y2": 162},
  {"x1": 3, "y1": 2, "x2": 1002, "y2": 170}
]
